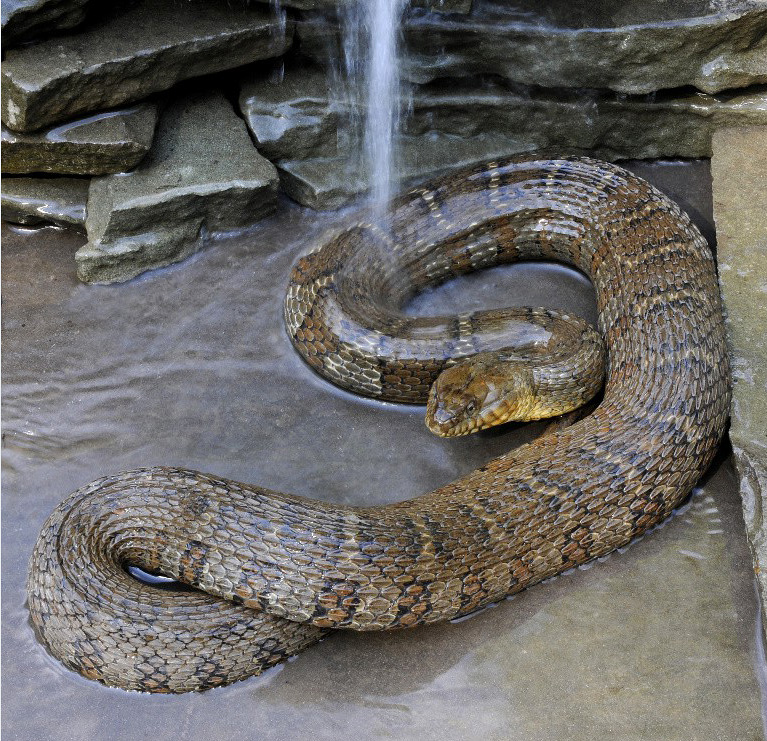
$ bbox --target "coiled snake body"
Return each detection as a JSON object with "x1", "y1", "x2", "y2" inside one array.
[{"x1": 28, "y1": 156, "x2": 730, "y2": 693}]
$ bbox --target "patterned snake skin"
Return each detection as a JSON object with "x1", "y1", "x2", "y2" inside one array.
[{"x1": 27, "y1": 155, "x2": 731, "y2": 693}]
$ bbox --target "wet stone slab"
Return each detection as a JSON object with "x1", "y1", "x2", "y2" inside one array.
[
  {"x1": 1, "y1": 161, "x2": 765, "y2": 740},
  {"x1": 299, "y1": 0, "x2": 767, "y2": 95},
  {"x1": 276, "y1": 136, "x2": 525, "y2": 210},
  {"x1": 1, "y1": 0, "x2": 293, "y2": 133},
  {"x1": 712, "y1": 125, "x2": 767, "y2": 643},
  {"x1": 241, "y1": 66, "x2": 767, "y2": 208},
  {"x1": 1, "y1": 103, "x2": 159, "y2": 175},
  {"x1": 282, "y1": 0, "x2": 472, "y2": 12},
  {"x1": 1, "y1": 0, "x2": 90, "y2": 46},
  {"x1": 1, "y1": 175, "x2": 88, "y2": 231},
  {"x1": 77, "y1": 90, "x2": 278, "y2": 284}
]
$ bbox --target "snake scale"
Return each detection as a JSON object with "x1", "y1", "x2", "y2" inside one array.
[{"x1": 28, "y1": 155, "x2": 730, "y2": 693}]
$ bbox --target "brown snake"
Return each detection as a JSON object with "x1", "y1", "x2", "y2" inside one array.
[{"x1": 27, "y1": 155, "x2": 730, "y2": 693}]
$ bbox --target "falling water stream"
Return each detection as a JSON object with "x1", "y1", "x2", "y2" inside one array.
[
  {"x1": 364, "y1": 0, "x2": 408, "y2": 213},
  {"x1": 337, "y1": 0, "x2": 408, "y2": 217}
]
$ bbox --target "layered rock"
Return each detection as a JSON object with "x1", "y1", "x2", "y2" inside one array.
[
  {"x1": 281, "y1": 0, "x2": 472, "y2": 12},
  {"x1": 299, "y1": 0, "x2": 767, "y2": 94},
  {"x1": 76, "y1": 91, "x2": 278, "y2": 284},
  {"x1": 2, "y1": 103, "x2": 158, "y2": 175},
  {"x1": 1, "y1": 176, "x2": 88, "y2": 231},
  {"x1": 1, "y1": 0, "x2": 293, "y2": 132},
  {"x1": 712, "y1": 126, "x2": 767, "y2": 643},
  {"x1": 241, "y1": 67, "x2": 767, "y2": 208},
  {"x1": 1, "y1": 0, "x2": 90, "y2": 46}
]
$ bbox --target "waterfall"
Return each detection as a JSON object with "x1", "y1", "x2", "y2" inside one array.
[
  {"x1": 364, "y1": 0, "x2": 408, "y2": 214},
  {"x1": 337, "y1": 0, "x2": 408, "y2": 217}
]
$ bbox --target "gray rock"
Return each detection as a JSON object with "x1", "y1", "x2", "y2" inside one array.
[
  {"x1": 240, "y1": 67, "x2": 344, "y2": 161},
  {"x1": 277, "y1": 158, "x2": 367, "y2": 210},
  {"x1": 1, "y1": 0, "x2": 90, "y2": 46},
  {"x1": 712, "y1": 125, "x2": 767, "y2": 644},
  {"x1": 1, "y1": 176, "x2": 88, "y2": 230},
  {"x1": 299, "y1": 0, "x2": 767, "y2": 94},
  {"x1": 1, "y1": 103, "x2": 158, "y2": 175},
  {"x1": 1, "y1": 0, "x2": 293, "y2": 133},
  {"x1": 76, "y1": 91, "x2": 278, "y2": 284},
  {"x1": 281, "y1": 0, "x2": 472, "y2": 12},
  {"x1": 277, "y1": 134, "x2": 527, "y2": 209},
  {"x1": 241, "y1": 66, "x2": 767, "y2": 207},
  {"x1": 407, "y1": 82, "x2": 767, "y2": 161},
  {"x1": 246, "y1": 70, "x2": 767, "y2": 163}
]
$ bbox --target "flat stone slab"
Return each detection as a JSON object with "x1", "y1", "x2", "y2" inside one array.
[
  {"x1": 1, "y1": 176, "x2": 88, "y2": 231},
  {"x1": 76, "y1": 90, "x2": 278, "y2": 284},
  {"x1": 299, "y1": 0, "x2": 767, "y2": 94},
  {"x1": 712, "y1": 125, "x2": 767, "y2": 643},
  {"x1": 240, "y1": 67, "x2": 343, "y2": 161},
  {"x1": 1, "y1": 0, "x2": 293, "y2": 133},
  {"x1": 282, "y1": 0, "x2": 472, "y2": 12},
  {"x1": 1, "y1": 103, "x2": 158, "y2": 175},
  {"x1": 243, "y1": 67, "x2": 767, "y2": 162},
  {"x1": 277, "y1": 135, "x2": 523, "y2": 209},
  {"x1": 242, "y1": 67, "x2": 767, "y2": 208},
  {"x1": 1, "y1": 0, "x2": 90, "y2": 46}
]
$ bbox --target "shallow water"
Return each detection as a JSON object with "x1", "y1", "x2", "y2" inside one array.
[{"x1": 2, "y1": 160, "x2": 765, "y2": 740}]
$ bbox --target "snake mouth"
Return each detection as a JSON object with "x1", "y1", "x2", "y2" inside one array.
[{"x1": 426, "y1": 395, "x2": 515, "y2": 437}]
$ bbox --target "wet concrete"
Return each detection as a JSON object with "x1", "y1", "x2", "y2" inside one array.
[{"x1": 2, "y1": 160, "x2": 765, "y2": 740}]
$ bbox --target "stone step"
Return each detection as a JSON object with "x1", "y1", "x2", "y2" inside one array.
[
  {"x1": 76, "y1": 90, "x2": 279, "y2": 284},
  {"x1": 1, "y1": 0, "x2": 293, "y2": 133},
  {"x1": 1, "y1": 176, "x2": 88, "y2": 231},
  {"x1": 298, "y1": 0, "x2": 767, "y2": 95},
  {"x1": 1, "y1": 103, "x2": 159, "y2": 175}
]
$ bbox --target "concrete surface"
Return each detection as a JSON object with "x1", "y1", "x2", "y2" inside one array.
[{"x1": 2, "y1": 160, "x2": 765, "y2": 741}]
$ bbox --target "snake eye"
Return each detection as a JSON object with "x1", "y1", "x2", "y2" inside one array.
[{"x1": 466, "y1": 401, "x2": 477, "y2": 415}]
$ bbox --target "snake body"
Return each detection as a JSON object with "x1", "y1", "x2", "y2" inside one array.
[{"x1": 27, "y1": 156, "x2": 730, "y2": 693}]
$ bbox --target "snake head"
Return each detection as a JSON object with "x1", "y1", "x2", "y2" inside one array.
[{"x1": 425, "y1": 354, "x2": 535, "y2": 437}]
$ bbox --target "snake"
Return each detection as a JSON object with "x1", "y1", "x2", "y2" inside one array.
[{"x1": 27, "y1": 155, "x2": 731, "y2": 693}]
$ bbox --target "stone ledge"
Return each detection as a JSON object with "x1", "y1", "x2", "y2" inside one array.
[
  {"x1": 1, "y1": 176, "x2": 88, "y2": 231},
  {"x1": 77, "y1": 90, "x2": 278, "y2": 284},
  {"x1": 1, "y1": 103, "x2": 159, "y2": 175},
  {"x1": 299, "y1": 0, "x2": 767, "y2": 94},
  {"x1": 241, "y1": 66, "x2": 767, "y2": 208},
  {"x1": 1, "y1": 0, "x2": 293, "y2": 132}
]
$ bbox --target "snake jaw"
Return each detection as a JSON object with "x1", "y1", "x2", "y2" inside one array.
[{"x1": 425, "y1": 357, "x2": 535, "y2": 437}]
